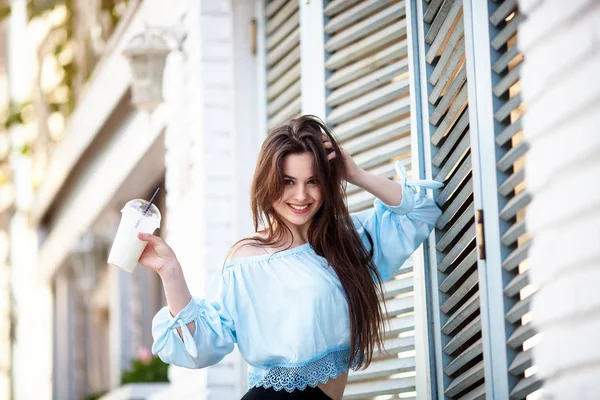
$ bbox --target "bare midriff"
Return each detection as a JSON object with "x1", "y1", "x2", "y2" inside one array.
[{"x1": 317, "y1": 372, "x2": 348, "y2": 400}]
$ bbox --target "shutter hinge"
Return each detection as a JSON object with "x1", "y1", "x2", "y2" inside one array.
[
  {"x1": 249, "y1": 18, "x2": 257, "y2": 55},
  {"x1": 476, "y1": 209, "x2": 486, "y2": 260}
]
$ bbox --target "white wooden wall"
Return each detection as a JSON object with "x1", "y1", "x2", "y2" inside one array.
[{"x1": 519, "y1": 0, "x2": 600, "y2": 397}]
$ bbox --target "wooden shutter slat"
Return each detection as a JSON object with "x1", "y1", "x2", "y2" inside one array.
[
  {"x1": 430, "y1": 68, "x2": 467, "y2": 125},
  {"x1": 499, "y1": 189, "x2": 531, "y2": 221},
  {"x1": 504, "y1": 270, "x2": 529, "y2": 298},
  {"x1": 348, "y1": 357, "x2": 415, "y2": 382},
  {"x1": 444, "y1": 338, "x2": 484, "y2": 377},
  {"x1": 510, "y1": 375, "x2": 543, "y2": 399},
  {"x1": 501, "y1": 240, "x2": 531, "y2": 272},
  {"x1": 444, "y1": 315, "x2": 481, "y2": 355},
  {"x1": 376, "y1": 336, "x2": 415, "y2": 358},
  {"x1": 490, "y1": 12, "x2": 524, "y2": 51},
  {"x1": 266, "y1": 26, "x2": 300, "y2": 67},
  {"x1": 437, "y1": 205, "x2": 475, "y2": 252},
  {"x1": 429, "y1": 19, "x2": 464, "y2": 86},
  {"x1": 265, "y1": 0, "x2": 286, "y2": 19},
  {"x1": 490, "y1": 0, "x2": 518, "y2": 27},
  {"x1": 423, "y1": 0, "x2": 443, "y2": 23},
  {"x1": 353, "y1": 136, "x2": 411, "y2": 170},
  {"x1": 265, "y1": 0, "x2": 298, "y2": 35},
  {"x1": 266, "y1": 10, "x2": 299, "y2": 50},
  {"x1": 505, "y1": 295, "x2": 532, "y2": 324},
  {"x1": 324, "y1": 0, "x2": 363, "y2": 17},
  {"x1": 325, "y1": 22, "x2": 406, "y2": 71},
  {"x1": 429, "y1": 50, "x2": 465, "y2": 104},
  {"x1": 498, "y1": 168, "x2": 524, "y2": 197},
  {"x1": 425, "y1": 0, "x2": 455, "y2": 44},
  {"x1": 325, "y1": 2, "x2": 404, "y2": 52},
  {"x1": 267, "y1": 80, "x2": 301, "y2": 117},
  {"x1": 326, "y1": 41, "x2": 406, "y2": 89},
  {"x1": 335, "y1": 98, "x2": 410, "y2": 141},
  {"x1": 432, "y1": 110, "x2": 469, "y2": 166},
  {"x1": 383, "y1": 276, "x2": 414, "y2": 299},
  {"x1": 509, "y1": 348, "x2": 533, "y2": 376},
  {"x1": 328, "y1": 79, "x2": 409, "y2": 125},
  {"x1": 434, "y1": 128, "x2": 470, "y2": 182},
  {"x1": 386, "y1": 314, "x2": 415, "y2": 337},
  {"x1": 431, "y1": 85, "x2": 469, "y2": 145},
  {"x1": 345, "y1": 118, "x2": 410, "y2": 155},
  {"x1": 267, "y1": 63, "x2": 300, "y2": 99},
  {"x1": 445, "y1": 361, "x2": 485, "y2": 398},
  {"x1": 497, "y1": 139, "x2": 529, "y2": 172},
  {"x1": 506, "y1": 322, "x2": 535, "y2": 350},
  {"x1": 501, "y1": 218, "x2": 526, "y2": 247},
  {"x1": 494, "y1": 92, "x2": 522, "y2": 122},
  {"x1": 384, "y1": 296, "x2": 414, "y2": 318},
  {"x1": 493, "y1": 63, "x2": 521, "y2": 97},
  {"x1": 437, "y1": 226, "x2": 476, "y2": 274},
  {"x1": 327, "y1": 60, "x2": 408, "y2": 107},
  {"x1": 493, "y1": 43, "x2": 519, "y2": 74},
  {"x1": 440, "y1": 270, "x2": 478, "y2": 314},
  {"x1": 459, "y1": 383, "x2": 486, "y2": 400},
  {"x1": 442, "y1": 292, "x2": 480, "y2": 335},
  {"x1": 267, "y1": 97, "x2": 301, "y2": 130},
  {"x1": 437, "y1": 156, "x2": 471, "y2": 207},
  {"x1": 266, "y1": 45, "x2": 300, "y2": 84},
  {"x1": 437, "y1": 177, "x2": 474, "y2": 231},
  {"x1": 343, "y1": 377, "x2": 415, "y2": 399},
  {"x1": 440, "y1": 247, "x2": 478, "y2": 292},
  {"x1": 325, "y1": 0, "x2": 393, "y2": 34},
  {"x1": 426, "y1": 0, "x2": 462, "y2": 63},
  {"x1": 496, "y1": 117, "x2": 522, "y2": 146}
]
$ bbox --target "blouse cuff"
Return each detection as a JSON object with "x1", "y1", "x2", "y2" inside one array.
[
  {"x1": 377, "y1": 161, "x2": 444, "y2": 215},
  {"x1": 151, "y1": 297, "x2": 201, "y2": 358}
]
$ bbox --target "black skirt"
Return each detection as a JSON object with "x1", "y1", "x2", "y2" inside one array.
[{"x1": 241, "y1": 386, "x2": 332, "y2": 399}]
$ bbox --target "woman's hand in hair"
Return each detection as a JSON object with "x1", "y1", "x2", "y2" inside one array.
[{"x1": 323, "y1": 137, "x2": 363, "y2": 185}]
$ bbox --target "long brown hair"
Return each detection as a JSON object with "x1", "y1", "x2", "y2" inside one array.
[{"x1": 244, "y1": 115, "x2": 386, "y2": 369}]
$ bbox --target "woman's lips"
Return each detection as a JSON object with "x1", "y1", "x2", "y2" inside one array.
[{"x1": 288, "y1": 204, "x2": 310, "y2": 214}]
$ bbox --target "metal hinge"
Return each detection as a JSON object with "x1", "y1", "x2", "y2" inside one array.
[
  {"x1": 476, "y1": 209, "x2": 486, "y2": 260},
  {"x1": 249, "y1": 18, "x2": 257, "y2": 55}
]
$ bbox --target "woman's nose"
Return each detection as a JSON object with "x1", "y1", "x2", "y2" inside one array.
[{"x1": 293, "y1": 185, "x2": 308, "y2": 201}]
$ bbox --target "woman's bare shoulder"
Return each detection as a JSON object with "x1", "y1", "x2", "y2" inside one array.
[{"x1": 228, "y1": 238, "x2": 266, "y2": 260}]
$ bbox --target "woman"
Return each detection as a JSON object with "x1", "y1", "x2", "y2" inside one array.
[{"x1": 137, "y1": 115, "x2": 442, "y2": 399}]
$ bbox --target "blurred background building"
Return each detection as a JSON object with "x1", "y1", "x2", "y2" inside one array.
[{"x1": 0, "y1": 0, "x2": 598, "y2": 399}]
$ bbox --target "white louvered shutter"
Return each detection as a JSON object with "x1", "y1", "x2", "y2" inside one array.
[
  {"x1": 488, "y1": 2, "x2": 541, "y2": 398},
  {"x1": 264, "y1": 0, "x2": 302, "y2": 131},
  {"x1": 418, "y1": 0, "x2": 486, "y2": 398},
  {"x1": 323, "y1": 1, "x2": 416, "y2": 398}
]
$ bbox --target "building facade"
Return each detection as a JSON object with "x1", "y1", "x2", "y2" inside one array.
[{"x1": 2, "y1": 0, "x2": 598, "y2": 399}]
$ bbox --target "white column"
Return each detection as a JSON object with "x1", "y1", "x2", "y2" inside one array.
[{"x1": 519, "y1": 0, "x2": 600, "y2": 397}]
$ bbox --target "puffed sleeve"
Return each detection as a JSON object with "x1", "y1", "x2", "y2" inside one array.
[
  {"x1": 151, "y1": 267, "x2": 237, "y2": 369},
  {"x1": 352, "y1": 161, "x2": 443, "y2": 281}
]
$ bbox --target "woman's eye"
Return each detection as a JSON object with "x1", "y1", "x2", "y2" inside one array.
[
  {"x1": 284, "y1": 179, "x2": 294, "y2": 185},
  {"x1": 308, "y1": 180, "x2": 317, "y2": 185}
]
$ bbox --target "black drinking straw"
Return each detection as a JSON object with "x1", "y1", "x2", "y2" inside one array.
[{"x1": 143, "y1": 187, "x2": 160, "y2": 215}]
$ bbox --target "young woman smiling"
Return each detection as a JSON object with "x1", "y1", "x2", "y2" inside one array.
[{"x1": 137, "y1": 115, "x2": 442, "y2": 399}]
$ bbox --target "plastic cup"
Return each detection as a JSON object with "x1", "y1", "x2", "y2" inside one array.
[{"x1": 107, "y1": 199, "x2": 161, "y2": 273}]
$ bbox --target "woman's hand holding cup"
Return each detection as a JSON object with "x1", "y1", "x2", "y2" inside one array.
[{"x1": 137, "y1": 233, "x2": 180, "y2": 279}]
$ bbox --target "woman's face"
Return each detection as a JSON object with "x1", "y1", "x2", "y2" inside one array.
[{"x1": 273, "y1": 153, "x2": 323, "y2": 231}]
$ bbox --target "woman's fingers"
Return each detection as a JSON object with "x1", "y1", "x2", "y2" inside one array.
[
  {"x1": 328, "y1": 152, "x2": 336, "y2": 160},
  {"x1": 138, "y1": 232, "x2": 163, "y2": 246}
]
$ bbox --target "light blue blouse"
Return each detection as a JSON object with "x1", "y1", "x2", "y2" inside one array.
[{"x1": 151, "y1": 162, "x2": 443, "y2": 392}]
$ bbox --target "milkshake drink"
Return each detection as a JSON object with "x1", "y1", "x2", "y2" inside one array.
[{"x1": 107, "y1": 199, "x2": 161, "y2": 273}]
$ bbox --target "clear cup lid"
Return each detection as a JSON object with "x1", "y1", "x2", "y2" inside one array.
[{"x1": 121, "y1": 199, "x2": 162, "y2": 225}]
